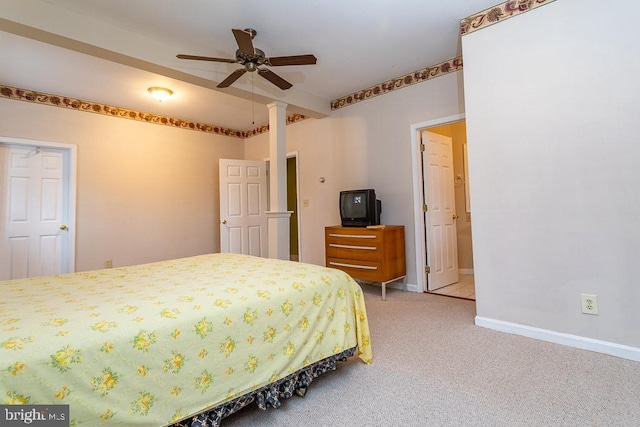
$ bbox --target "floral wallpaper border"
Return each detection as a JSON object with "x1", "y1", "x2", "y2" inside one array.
[
  {"x1": 244, "y1": 113, "x2": 308, "y2": 138},
  {"x1": 330, "y1": 57, "x2": 463, "y2": 111},
  {"x1": 461, "y1": 0, "x2": 556, "y2": 35},
  {"x1": 330, "y1": 0, "x2": 556, "y2": 111},
  {"x1": 0, "y1": 85, "x2": 307, "y2": 139}
]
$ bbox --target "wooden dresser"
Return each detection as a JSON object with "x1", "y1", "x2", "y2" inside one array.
[{"x1": 325, "y1": 225, "x2": 406, "y2": 300}]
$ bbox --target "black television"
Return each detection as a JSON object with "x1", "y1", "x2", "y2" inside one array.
[{"x1": 339, "y1": 189, "x2": 381, "y2": 227}]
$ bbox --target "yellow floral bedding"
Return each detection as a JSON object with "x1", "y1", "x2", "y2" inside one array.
[{"x1": 0, "y1": 253, "x2": 372, "y2": 426}]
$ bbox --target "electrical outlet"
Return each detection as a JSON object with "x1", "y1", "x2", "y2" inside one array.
[
  {"x1": 104, "y1": 259, "x2": 113, "y2": 269},
  {"x1": 581, "y1": 294, "x2": 598, "y2": 315}
]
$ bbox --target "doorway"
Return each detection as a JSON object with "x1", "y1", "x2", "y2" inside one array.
[
  {"x1": 265, "y1": 152, "x2": 301, "y2": 262},
  {"x1": 286, "y1": 156, "x2": 300, "y2": 261},
  {"x1": 0, "y1": 137, "x2": 77, "y2": 279},
  {"x1": 410, "y1": 115, "x2": 475, "y2": 300}
]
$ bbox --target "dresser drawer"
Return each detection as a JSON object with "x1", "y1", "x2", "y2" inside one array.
[
  {"x1": 326, "y1": 230, "x2": 382, "y2": 245},
  {"x1": 326, "y1": 257, "x2": 383, "y2": 282},
  {"x1": 326, "y1": 240, "x2": 381, "y2": 262}
]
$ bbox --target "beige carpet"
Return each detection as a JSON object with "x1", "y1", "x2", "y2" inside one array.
[{"x1": 223, "y1": 284, "x2": 640, "y2": 426}]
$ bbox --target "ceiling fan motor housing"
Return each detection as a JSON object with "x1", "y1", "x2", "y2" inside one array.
[{"x1": 236, "y1": 48, "x2": 266, "y2": 71}]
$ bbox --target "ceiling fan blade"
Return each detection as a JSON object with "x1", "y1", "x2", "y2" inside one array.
[
  {"x1": 267, "y1": 54, "x2": 317, "y2": 66},
  {"x1": 232, "y1": 28, "x2": 255, "y2": 56},
  {"x1": 257, "y1": 68, "x2": 293, "y2": 90},
  {"x1": 217, "y1": 68, "x2": 247, "y2": 88},
  {"x1": 176, "y1": 54, "x2": 237, "y2": 63}
]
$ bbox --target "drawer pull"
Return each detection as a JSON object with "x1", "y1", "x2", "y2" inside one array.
[
  {"x1": 329, "y1": 261, "x2": 378, "y2": 271},
  {"x1": 329, "y1": 244, "x2": 377, "y2": 251},
  {"x1": 328, "y1": 233, "x2": 376, "y2": 239}
]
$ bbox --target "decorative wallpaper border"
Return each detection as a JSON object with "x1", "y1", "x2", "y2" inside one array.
[
  {"x1": 0, "y1": 85, "x2": 307, "y2": 139},
  {"x1": 243, "y1": 114, "x2": 308, "y2": 138},
  {"x1": 460, "y1": 0, "x2": 556, "y2": 35},
  {"x1": 330, "y1": 0, "x2": 556, "y2": 111},
  {"x1": 330, "y1": 56, "x2": 463, "y2": 111}
]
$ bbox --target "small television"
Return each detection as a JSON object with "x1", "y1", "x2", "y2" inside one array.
[{"x1": 340, "y1": 189, "x2": 381, "y2": 227}]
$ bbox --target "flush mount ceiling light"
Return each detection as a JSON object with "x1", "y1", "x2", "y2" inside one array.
[{"x1": 148, "y1": 87, "x2": 173, "y2": 101}]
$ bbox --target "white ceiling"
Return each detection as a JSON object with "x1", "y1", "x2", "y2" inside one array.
[{"x1": 0, "y1": 0, "x2": 499, "y2": 132}]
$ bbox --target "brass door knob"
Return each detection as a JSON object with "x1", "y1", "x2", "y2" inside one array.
[
  {"x1": 60, "y1": 225, "x2": 68, "y2": 230},
  {"x1": 452, "y1": 214, "x2": 459, "y2": 220},
  {"x1": 221, "y1": 220, "x2": 227, "y2": 225}
]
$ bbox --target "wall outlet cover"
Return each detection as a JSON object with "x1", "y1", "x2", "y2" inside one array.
[{"x1": 580, "y1": 293, "x2": 598, "y2": 315}]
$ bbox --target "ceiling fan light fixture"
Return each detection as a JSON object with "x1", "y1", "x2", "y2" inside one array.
[
  {"x1": 148, "y1": 87, "x2": 173, "y2": 101},
  {"x1": 176, "y1": 28, "x2": 317, "y2": 90}
]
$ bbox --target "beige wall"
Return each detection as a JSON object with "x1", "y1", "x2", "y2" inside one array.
[
  {"x1": 0, "y1": 98, "x2": 244, "y2": 271},
  {"x1": 462, "y1": 0, "x2": 640, "y2": 351}
]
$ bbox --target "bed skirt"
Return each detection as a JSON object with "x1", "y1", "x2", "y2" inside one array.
[{"x1": 171, "y1": 346, "x2": 356, "y2": 427}]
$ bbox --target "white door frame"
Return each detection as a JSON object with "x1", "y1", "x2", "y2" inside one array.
[
  {"x1": 1, "y1": 136, "x2": 77, "y2": 274},
  {"x1": 410, "y1": 114, "x2": 465, "y2": 293}
]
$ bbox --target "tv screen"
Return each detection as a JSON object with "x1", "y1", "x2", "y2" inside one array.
[
  {"x1": 340, "y1": 189, "x2": 381, "y2": 227},
  {"x1": 342, "y1": 192, "x2": 368, "y2": 218}
]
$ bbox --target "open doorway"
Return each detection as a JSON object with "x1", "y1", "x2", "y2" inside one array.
[
  {"x1": 265, "y1": 152, "x2": 301, "y2": 262},
  {"x1": 287, "y1": 156, "x2": 300, "y2": 261},
  {"x1": 411, "y1": 115, "x2": 475, "y2": 301}
]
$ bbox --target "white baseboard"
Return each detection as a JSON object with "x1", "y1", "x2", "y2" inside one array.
[
  {"x1": 459, "y1": 268, "x2": 474, "y2": 275},
  {"x1": 475, "y1": 316, "x2": 640, "y2": 362},
  {"x1": 404, "y1": 282, "x2": 419, "y2": 293}
]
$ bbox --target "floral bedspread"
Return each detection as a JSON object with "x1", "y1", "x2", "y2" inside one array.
[{"x1": 0, "y1": 253, "x2": 372, "y2": 426}]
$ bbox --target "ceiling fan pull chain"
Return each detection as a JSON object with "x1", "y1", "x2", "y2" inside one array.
[{"x1": 251, "y1": 72, "x2": 255, "y2": 125}]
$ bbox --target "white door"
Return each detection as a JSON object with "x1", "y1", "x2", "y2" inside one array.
[
  {"x1": 219, "y1": 159, "x2": 268, "y2": 257},
  {"x1": 0, "y1": 144, "x2": 71, "y2": 280},
  {"x1": 421, "y1": 130, "x2": 459, "y2": 290}
]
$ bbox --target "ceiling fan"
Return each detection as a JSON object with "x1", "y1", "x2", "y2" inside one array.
[{"x1": 176, "y1": 28, "x2": 317, "y2": 90}]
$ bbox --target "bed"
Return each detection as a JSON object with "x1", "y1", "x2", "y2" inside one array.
[{"x1": 0, "y1": 253, "x2": 372, "y2": 426}]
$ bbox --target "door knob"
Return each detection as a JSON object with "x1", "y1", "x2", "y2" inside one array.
[
  {"x1": 221, "y1": 220, "x2": 227, "y2": 225},
  {"x1": 60, "y1": 225, "x2": 68, "y2": 230},
  {"x1": 452, "y1": 214, "x2": 459, "y2": 220}
]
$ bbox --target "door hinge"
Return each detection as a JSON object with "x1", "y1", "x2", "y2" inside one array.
[
  {"x1": 425, "y1": 266, "x2": 431, "y2": 274},
  {"x1": 420, "y1": 143, "x2": 425, "y2": 152},
  {"x1": 423, "y1": 204, "x2": 428, "y2": 212}
]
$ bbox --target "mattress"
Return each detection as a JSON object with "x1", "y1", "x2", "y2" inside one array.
[{"x1": 0, "y1": 253, "x2": 372, "y2": 426}]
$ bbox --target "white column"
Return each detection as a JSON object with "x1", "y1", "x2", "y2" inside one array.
[{"x1": 265, "y1": 101, "x2": 292, "y2": 260}]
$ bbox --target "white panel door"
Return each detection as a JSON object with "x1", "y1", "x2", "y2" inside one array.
[
  {"x1": 422, "y1": 131, "x2": 459, "y2": 290},
  {"x1": 219, "y1": 159, "x2": 267, "y2": 257},
  {"x1": 0, "y1": 145, "x2": 69, "y2": 279}
]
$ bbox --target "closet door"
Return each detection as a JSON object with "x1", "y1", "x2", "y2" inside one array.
[
  {"x1": 218, "y1": 159, "x2": 267, "y2": 257},
  {"x1": 1, "y1": 144, "x2": 70, "y2": 279}
]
